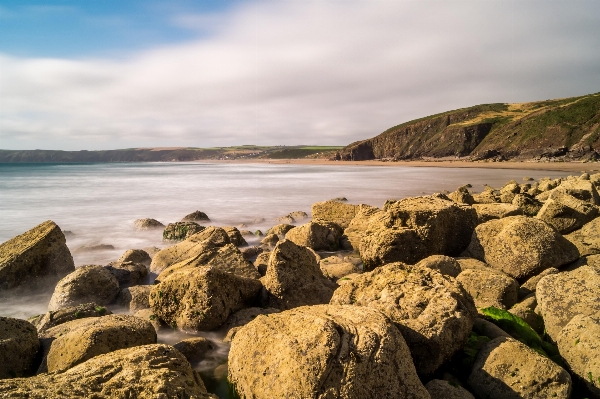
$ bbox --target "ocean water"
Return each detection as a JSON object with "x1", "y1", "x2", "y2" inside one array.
[{"x1": 0, "y1": 161, "x2": 573, "y2": 396}]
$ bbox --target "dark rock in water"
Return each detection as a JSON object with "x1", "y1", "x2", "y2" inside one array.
[
  {"x1": 254, "y1": 230, "x2": 264, "y2": 236},
  {"x1": 62, "y1": 230, "x2": 74, "y2": 237},
  {"x1": 47, "y1": 265, "x2": 120, "y2": 311},
  {"x1": 117, "y1": 249, "x2": 151, "y2": 266},
  {"x1": 240, "y1": 245, "x2": 263, "y2": 260},
  {"x1": 73, "y1": 244, "x2": 115, "y2": 253},
  {"x1": 329, "y1": 197, "x2": 348, "y2": 202},
  {"x1": 104, "y1": 261, "x2": 148, "y2": 287},
  {"x1": 173, "y1": 337, "x2": 214, "y2": 363},
  {"x1": 181, "y1": 210, "x2": 211, "y2": 222},
  {"x1": 0, "y1": 317, "x2": 40, "y2": 379},
  {"x1": 163, "y1": 221, "x2": 204, "y2": 241},
  {"x1": 0, "y1": 220, "x2": 75, "y2": 293},
  {"x1": 133, "y1": 218, "x2": 164, "y2": 230},
  {"x1": 31, "y1": 302, "x2": 111, "y2": 334},
  {"x1": 275, "y1": 211, "x2": 308, "y2": 224}
]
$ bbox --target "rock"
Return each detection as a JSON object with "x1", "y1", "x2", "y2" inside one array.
[
  {"x1": 288, "y1": 211, "x2": 309, "y2": 221},
  {"x1": 415, "y1": 255, "x2": 461, "y2": 277},
  {"x1": 472, "y1": 189, "x2": 499, "y2": 204},
  {"x1": 472, "y1": 203, "x2": 523, "y2": 224},
  {"x1": 162, "y1": 221, "x2": 205, "y2": 241},
  {"x1": 142, "y1": 246, "x2": 161, "y2": 258},
  {"x1": 455, "y1": 257, "x2": 491, "y2": 272},
  {"x1": 265, "y1": 223, "x2": 295, "y2": 236},
  {"x1": 104, "y1": 261, "x2": 148, "y2": 287},
  {"x1": 253, "y1": 251, "x2": 270, "y2": 276},
  {"x1": 173, "y1": 337, "x2": 214, "y2": 363},
  {"x1": 223, "y1": 226, "x2": 247, "y2": 247},
  {"x1": 320, "y1": 256, "x2": 361, "y2": 280},
  {"x1": 275, "y1": 215, "x2": 295, "y2": 224},
  {"x1": 0, "y1": 344, "x2": 216, "y2": 398},
  {"x1": 260, "y1": 233, "x2": 279, "y2": 247},
  {"x1": 311, "y1": 200, "x2": 359, "y2": 229},
  {"x1": 117, "y1": 285, "x2": 152, "y2": 313},
  {"x1": 343, "y1": 204, "x2": 381, "y2": 250},
  {"x1": 254, "y1": 229, "x2": 264, "y2": 236},
  {"x1": 220, "y1": 307, "x2": 281, "y2": 333},
  {"x1": 360, "y1": 195, "x2": 477, "y2": 269},
  {"x1": 133, "y1": 218, "x2": 164, "y2": 230},
  {"x1": 556, "y1": 314, "x2": 600, "y2": 396},
  {"x1": 456, "y1": 268, "x2": 518, "y2": 310},
  {"x1": 228, "y1": 304, "x2": 430, "y2": 399},
  {"x1": 509, "y1": 294, "x2": 544, "y2": 334},
  {"x1": 565, "y1": 216, "x2": 600, "y2": 256},
  {"x1": 34, "y1": 303, "x2": 111, "y2": 334},
  {"x1": 239, "y1": 229, "x2": 253, "y2": 236},
  {"x1": 261, "y1": 240, "x2": 336, "y2": 310},
  {"x1": 133, "y1": 309, "x2": 162, "y2": 331},
  {"x1": 536, "y1": 265, "x2": 600, "y2": 341},
  {"x1": 239, "y1": 245, "x2": 263, "y2": 260},
  {"x1": 48, "y1": 265, "x2": 120, "y2": 311},
  {"x1": 448, "y1": 186, "x2": 475, "y2": 205},
  {"x1": 330, "y1": 262, "x2": 476, "y2": 375},
  {"x1": 511, "y1": 194, "x2": 543, "y2": 216},
  {"x1": 0, "y1": 220, "x2": 75, "y2": 292},
  {"x1": 472, "y1": 318, "x2": 511, "y2": 340},
  {"x1": 536, "y1": 191, "x2": 599, "y2": 234},
  {"x1": 518, "y1": 267, "x2": 559, "y2": 299},
  {"x1": 425, "y1": 379, "x2": 475, "y2": 399},
  {"x1": 557, "y1": 179, "x2": 599, "y2": 204},
  {"x1": 464, "y1": 216, "x2": 579, "y2": 279},
  {"x1": 468, "y1": 337, "x2": 571, "y2": 399},
  {"x1": 285, "y1": 221, "x2": 344, "y2": 251},
  {"x1": 43, "y1": 314, "x2": 156, "y2": 373},
  {"x1": 73, "y1": 244, "x2": 115, "y2": 253},
  {"x1": 0, "y1": 317, "x2": 39, "y2": 379},
  {"x1": 150, "y1": 266, "x2": 262, "y2": 331},
  {"x1": 181, "y1": 210, "x2": 210, "y2": 222},
  {"x1": 117, "y1": 249, "x2": 151, "y2": 266}
]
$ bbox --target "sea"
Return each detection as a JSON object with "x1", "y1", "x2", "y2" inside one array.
[{"x1": 0, "y1": 161, "x2": 574, "y2": 396}]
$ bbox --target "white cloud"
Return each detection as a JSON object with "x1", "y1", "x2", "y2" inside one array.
[{"x1": 1, "y1": 0, "x2": 599, "y2": 150}]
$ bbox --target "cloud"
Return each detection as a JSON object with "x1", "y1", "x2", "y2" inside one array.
[{"x1": 1, "y1": 0, "x2": 600, "y2": 150}]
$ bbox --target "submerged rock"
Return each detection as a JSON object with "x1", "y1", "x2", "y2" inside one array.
[
  {"x1": 425, "y1": 379, "x2": 475, "y2": 399},
  {"x1": 48, "y1": 265, "x2": 120, "y2": 311},
  {"x1": 162, "y1": 221, "x2": 205, "y2": 241},
  {"x1": 0, "y1": 317, "x2": 39, "y2": 379},
  {"x1": 181, "y1": 210, "x2": 210, "y2": 222},
  {"x1": 133, "y1": 218, "x2": 164, "y2": 230}
]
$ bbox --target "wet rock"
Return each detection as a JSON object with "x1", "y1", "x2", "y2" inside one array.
[
  {"x1": 0, "y1": 220, "x2": 75, "y2": 292},
  {"x1": 0, "y1": 344, "x2": 216, "y2": 398},
  {"x1": 162, "y1": 221, "x2": 205, "y2": 241},
  {"x1": 117, "y1": 285, "x2": 152, "y2": 313},
  {"x1": 536, "y1": 191, "x2": 599, "y2": 234},
  {"x1": 468, "y1": 337, "x2": 571, "y2": 399},
  {"x1": 518, "y1": 267, "x2": 559, "y2": 299},
  {"x1": 285, "y1": 221, "x2": 344, "y2": 251},
  {"x1": 343, "y1": 204, "x2": 381, "y2": 250},
  {"x1": 425, "y1": 379, "x2": 475, "y2": 399},
  {"x1": 228, "y1": 305, "x2": 430, "y2": 399},
  {"x1": 133, "y1": 218, "x2": 164, "y2": 230},
  {"x1": 261, "y1": 240, "x2": 336, "y2": 310},
  {"x1": 311, "y1": 200, "x2": 359, "y2": 229},
  {"x1": 173, "y1": 337, "x2": 214, "y2": 363},
  {"x1": 150, "y1": 266, "x2": 262, "y2": 331},
  {"x1": 456, "y1": 268, "x2": 518, "y2": 310},
  {"x1": 104, "y1": 261, "x2": 148, "y2": 287},
  {"x1": 556, "y1": 314, "x2": 600, "y2": 396},
  {"x1": 511, "y1": 193, "x2": 543, "y2": 216},
  {"x1": 415, "y1": 255, "x2": 461, "y2": 277},
  {"x1": 181, "y1": 210, "x2": 210, "y2": 222},
  {"x1": 472, "y1": 203, "x2": 523, "y2": 224},
  {"x1": 0, "y1": 317, "x2": 39, "y2": 379},
  {"x1": 265, "y1": 223, "x2": 295, "y2": 236},
  {"x1": 43, "y1": 314, "x2": 156, "y2": 373},
  {"x1": 464, "y1": 216, "x2": 579, "y2": 279},
  {"x1": 536, "y1": 265, "x2": 600, "y2": 341},
  {"x1": 48, "y1": 265, "x2": 120, "y2": 311},
  {"x1": 117, "y1": 249, "x2": 151, "y2": 266},
  {"x1": 34, "y1": 302, "x2": 111, "y2": 334},
  {"x1": 260, "y1": 233, "x2": 279, "y2": 247},
  {"x1": 223, "y1": 226, "x2": 247, "y2": 247},
  {"x1": 330, "y1": 262, "x2": 476, "y2": 375},
  {"x1": 565, "y1": 216, "x2": 600, "y2": 256}
]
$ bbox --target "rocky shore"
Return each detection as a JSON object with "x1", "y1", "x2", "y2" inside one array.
[{"x1": 1, "y1": 172, "x2": 600, "y2": 398}]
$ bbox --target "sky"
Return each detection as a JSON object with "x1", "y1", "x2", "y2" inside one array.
[{"x1": 1, "y1": 0, "x2": 599, "y2": 151}]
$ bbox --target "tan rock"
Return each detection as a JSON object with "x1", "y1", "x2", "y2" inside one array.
[
  {"x1": 536, "y1": 191, "x2": 599, "y2": 234},
  {"x1": 34, "y1": 302, "x2": 111, "y2": 334},
  {"x1": 117, "y1": 285, "x2": 152, "y2": 313},
  {"x1": 464, "y1": 216, "x2": 579, "y2": 279},
  {"x1": 0, "y1": 344, "x2": 216, "y2": 398},
  {"x1": 472, "y1": 203, "x2": 523, "y2": 224},
  {"x1": 330, "y1": 262, "x2": 476, "y2": 375},
  {"x1": 220, "y1": 307, "x2": 281, "y2": 332},
  {"x1": 265, "y1": 223, "x2": 295, "y2": 236},
  {"x1": 105, "y1": 261, "x2": 148, "y2": 287},
  {"x1": 133, "y1": 308, "x2": 162, "y2": 331},
  {"x1": 518, "y1": 267, "x2": 559, "y2": 299},
  {"x1": 173, "y1": 337, "x2": 214, "y2": 363},
  {"x1": 228, "y1": 305, "x2": 430, "y2": 399},
  {"x1": 285, "y1": 221, "x2": 344, "y2": 251},
  {"x1": 425, "y1": 379, "x2": 475, "y2": 399},
  {"x1": 455, "y1": 257, "x2": 491, "y2": 272},
  {"x1": 181, "y1": 210, "x2": 210, "y2": 222},
  {"x1": 472, "y1": 318, "x2": 511, "y2": 340},
  {"x1": 117, "y1": 249, "x2": 151, "y2": 266},
  {"x1": 223, "y1": 226, "x2": 247, "y2": 247},
  {"x1": 253, "y1": 251, "x2": 270, "y2": 276},
  {"x1": 0, "y1": 317, "x2": 39, "y2": 379},
  {"x1": 133, "y1": 218, "x2": 164, "y2": 230},
  {"x1": 511, "y1": 194, "x2": 543, "y2": 216},
  {"x1": 48, "y1": 265, "x2": 120, "y2": 311},
  {"x1": 343, "y1": 204, "x2": 381, "y2": 250},
  {"x1": 415, "y1": 255, "x2": 461, "y2": 277},
  {"x1": 565, "y1": 216, "x2": 600, "y2": 256},
  {"x1": 472, "y1": 189, "x2": 499, "y2": 204},
  {"x1": 468, "y1": 337, "x2": 571, "y2": 399},
  {"x1": 261, "y1": 240, "x2": 336, "y2": 310},
  {"x1": 448, "y1": 187, "x2": 475, "y2": 205},
  {"x1": 311, "y1": 200, "x2": 359, "y2": 229},
  {"x1": 509, "y1": 295, "x2": 544, "y2": 334},
  {"x1": 0, "y1": 220, "x2": 74, "y2": 292},
  {"x1": 260, "y1": 233, "x2": 279, "y2": 247},
  {"x1": 456, "y1": 268, "x2": 518, "y2": 310},
  {"x1": 150, "y1": 265, "x2": 262, "y2": 331}
]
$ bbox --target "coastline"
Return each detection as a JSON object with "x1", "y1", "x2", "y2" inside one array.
[{"x1": 203, "y1": 158, "x2": 600, "y2": 173}]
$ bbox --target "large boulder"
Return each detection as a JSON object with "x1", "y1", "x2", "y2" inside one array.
[
  {"x1": 285, "y1": 221, "x2": 344, "y2": 251},
  {"x1": 556, "y1": 314, "x2": 600, "y2": 396},
  {"x1": 464, "y1": 216, "x2": 579, "y2": 279},
  {"x1": 511, "y1": 194, "x2": 543, "y2": 216},
  {"x1": 162, "y1": 221, "x2": 205, "y2": 241},
  {"x1": 150, "y1": 266, "x2": 262, "y2": 331},
  {"x1": 415, "y1": 255, "x2": 461, "y2": 277},
  {"x1": 330, "y1": 262, "x2": 477, "y2": 375},
  {"x1": 343, "y1": 204, "x2": 381, "y2": 250},
  {"x1": 468, "y1": 337, "x2": 571, "y2": 399},
  {"x1": 0, "y1": 344, "x2": 216, "y2": 398},
  {"x1": 228, "y1": 305, "x2": 430, "y2": 399},
  {"x1": 0, "y1": 317, "x2": 39, "y2": 379},
  {"x1": 471, "y1": 203, "x2": 523, "y2": 224},
  {"x1": 518, "y1": 267, "x2": 559, "y2": 299},
  {"x1": 48, "y1": 265, "x2": 120, "y2": 311},
  {"x1": 565, "y1": 216, "x2": 600, "y2": 256},
  {"x1": 448, "y1": 186, "x2": 475, "y2": 205},
  {"x1": 266, "y1": 223, "x2": 295, "y2": 236},
  {"x1": 0, "y1": 220, "x2": 74, "y2": 292},
  {"x1": 359, "y1": 195, "x2": 477, "y2": 269},
  {"x1": 223, "y1": 226, "x2": 247, "y2": 247},
  {"x1": 311, "y1": 200, "x2": 359, "y2": 229},
  {"x1": 536, "y1": 191, "x2": 599, "y2": 234},
  {"x1": 261, "y1": 240, "x2": 336, "y2": 310},
  {"x1": 536, "y1": 265, "x2": 600, "y2": 341},
  {"x1": 117, "y1": 249, "x2": 151, "y2": 266},
  {"x1": 116, "y1": 285, "x2": 151, "y2": 313},
  {"x1": 33, "y1": 302, "x2": 111, "y2": 334},
  {"x1": 104, "y1": 261, "x2": 148, "y2": 287},
  {"x1": 456, "y1": 268, "x2": 518, "y2": 310},
  {"x1": 42, "y1": 314, "x2": 156, "y2": 373}
]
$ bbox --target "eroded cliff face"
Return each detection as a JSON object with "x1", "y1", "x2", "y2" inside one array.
[{"x1": 336, "y1": 93, "x2": 600, "y2": 161}]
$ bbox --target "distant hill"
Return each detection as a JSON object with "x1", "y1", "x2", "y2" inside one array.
[
  {"x1": 334, "y1": 92, "x2": 600, "y2": 162},
  {"x1": 0, "y1": 146, "x2": 342, "y2": 163}
]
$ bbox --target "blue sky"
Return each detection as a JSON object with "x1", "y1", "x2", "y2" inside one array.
[{"x1": 1, "y1": 0, "x2": 600, "y2": 150}]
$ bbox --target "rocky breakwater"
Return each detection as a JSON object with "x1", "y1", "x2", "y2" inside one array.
[{"x1": 3, "y1": 171, "x2": 600, "y2": 397}]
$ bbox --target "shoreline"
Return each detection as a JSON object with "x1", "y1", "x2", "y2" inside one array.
[{"x1": 203, "y1": 158, "x2": 600, "y2": 173}]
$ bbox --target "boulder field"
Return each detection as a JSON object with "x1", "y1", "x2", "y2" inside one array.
[{"x1": 1, "y1": 172, "x2": 600, "y2": 397}]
